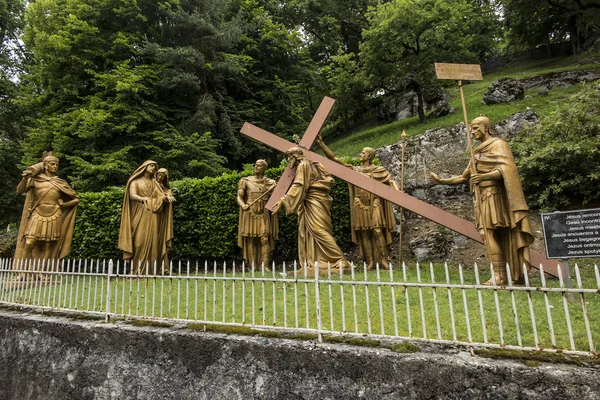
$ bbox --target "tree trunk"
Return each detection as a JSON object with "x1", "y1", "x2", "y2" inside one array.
[
  {"x1": 343, "y1": 111, "x2": 349, "y2": 133},
  {"x1": 569, "y1": 16, "x2": 578, "y2": 55},
  {"x1": 415, "y1": 84, "x2": 425, "y2": 123},
  {"x1": 306, "y1": 86, "x2": 314, "y2": 112}
]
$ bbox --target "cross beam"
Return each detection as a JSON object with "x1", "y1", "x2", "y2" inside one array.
[
  {"x1": 240, "y1": 103, "x2": 561, "y2": 278},
  {"x1": 264, "y1": 96, "x2": 335, "y2": 210}
]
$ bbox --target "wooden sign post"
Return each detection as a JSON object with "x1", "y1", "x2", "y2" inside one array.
[{"x1": 434, "y1": 63, "x2": 494, "y2": 266}]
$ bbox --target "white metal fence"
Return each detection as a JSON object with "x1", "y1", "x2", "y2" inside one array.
[{"x1": 1, "y1": 257, "x2": 599, "y2": 356}]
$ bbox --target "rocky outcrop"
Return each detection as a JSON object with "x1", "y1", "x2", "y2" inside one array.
[
  {"x1": 376, "y1": 91, "x2": 452, "y2": 122},
  {"x1": 409, "y1": 229, "x2": 454, "y2": 262},
  {"x1": 426, "y1": 101, "x2": 455, "y2": 120},
  {"x1": 493, "y1": 109, "x2": 539, "y2": 140},
  {"x1": 482, "y1": 78, "x2": 525, "y2": 104},
  {"x1": 519, "y1": 70, "x2": 600, "y2": 90},
  {"x1": 482, "y1": 70, "x2": 600, "y2": 104}
]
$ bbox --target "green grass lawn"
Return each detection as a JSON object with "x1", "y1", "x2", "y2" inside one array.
[
  {"x1": 3, "y1": 261, "x2": 599, "y2": 353},
  {"x1": 325, "y1": 54, "x2": 600, "y2": 157}
]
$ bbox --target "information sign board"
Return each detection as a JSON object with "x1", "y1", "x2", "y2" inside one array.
[
  {"x1": 434, "y1": 63, "x2": 483, "y2": 81},
  {"x1": 541, "y1": 208, "x2": 600, "y2": 259}
]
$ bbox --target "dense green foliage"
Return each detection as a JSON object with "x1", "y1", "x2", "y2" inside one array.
[
  {"x1": 360, "y1": 0, "x2": 499, "y2": 122},
  {"x1": 1, "y1": 0, "x2": 600, "y2": 245},
  {"x1": 499, "y1": 0, "x2": 600, "y2": 54},
  {"x1": 19, "y1": 0, "x2": 228, "y2": 190},
  {"x1": 0, "y1": 0, "x2": 26, "y2": 228},
  {"x1": 70, "y1": 165, "x2": 352, "y2": 262},
  {"x1": 512, "y1": 81, "x2": 600, "y2": 210}
]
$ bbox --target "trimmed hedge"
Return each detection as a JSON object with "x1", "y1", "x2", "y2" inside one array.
[{"x1": 70, "y1": 164, "x2": 353, "y2": 262}]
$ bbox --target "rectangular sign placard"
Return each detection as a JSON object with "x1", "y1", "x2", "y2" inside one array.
[
  {"x1": 434, "y1": 63, "x2": 483, "y2": 81},
  {"x1": 541, "y1": 208, "x2": 600, "y2": 259}
]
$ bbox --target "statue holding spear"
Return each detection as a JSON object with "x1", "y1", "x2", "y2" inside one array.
[{"x1": 429, "y1": 64, "x2": 534, "y2": 285}]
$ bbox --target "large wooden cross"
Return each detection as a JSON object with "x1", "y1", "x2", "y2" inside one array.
[{"x1": 240, "y1": 97, "x2": 561, "y2": 278}]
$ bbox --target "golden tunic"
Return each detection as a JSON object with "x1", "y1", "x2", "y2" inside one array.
[
  {"x1": 237, "y1": 176, "x2": 279, "y2": 265},
  {"x1": 15, "y1": 172, "x2": 79, "y2": 260},
  {"x1": 237, "y1": 177, "x2": 278, "y2": 238}
]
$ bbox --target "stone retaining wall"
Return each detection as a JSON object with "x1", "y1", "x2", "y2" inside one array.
[{"x1": 1, "y1": 310, "x2": 599, "y2": 400}]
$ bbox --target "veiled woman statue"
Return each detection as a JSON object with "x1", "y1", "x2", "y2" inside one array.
[{"x1": 118, "y1": 161, "x2": 174, "y2": 274}]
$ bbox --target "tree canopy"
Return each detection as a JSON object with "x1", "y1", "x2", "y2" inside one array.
[
  {"x1": 0, "y1": 0, "x2": 26, "y2": 228},
  {"x1": 361, "y1": 0, "x2": 499, "y2": 122},
  {"x1": 500, "y1": 0, "x2": 600, "y2": 55},
  {"x1": 0, "y1": 0, "x2": 598, "y2": 226}
]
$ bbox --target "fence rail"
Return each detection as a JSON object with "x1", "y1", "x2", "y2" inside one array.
[{"x1": 1, "y1": 257, "x2": 599, "y2": 356}]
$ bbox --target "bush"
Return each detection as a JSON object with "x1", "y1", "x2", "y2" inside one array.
[
  {"x1": 0, "y1": 224, "x2": 19, "y2": 258},
  {"x1": 512, "y1": 81, "x2": 600, "y2": 211},
  {"x1": 70, "y1": 164, "x2": 352, "y2": 262}
]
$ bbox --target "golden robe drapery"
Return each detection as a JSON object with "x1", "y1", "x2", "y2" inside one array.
[
  {"x1": 348, "y1": 165, "x2": 397, "y2": 261},
  {"x1": 473, "y1": 137, "x2": 534, "y2": 282},
  {"x1": 118, "y1": 161, "x2": 173, "y2": 274},
  {"x1": 282, "y1": 159, "x2": 347, "y2": 271}
]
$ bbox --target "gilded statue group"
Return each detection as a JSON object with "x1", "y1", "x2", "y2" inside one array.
[
  {"x1": 14, "y1": 156, "x2": 174, "y2": 278},
  {"x1": 14, "y1": 115, "x2": 533, "y2": 285}
]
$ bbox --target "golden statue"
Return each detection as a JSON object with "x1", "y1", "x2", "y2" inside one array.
[
  {"x1": 429, "y1": 116, "x2": 534, "y2": 285},
  {"x1": 272, "y1": 147, "x2": 348, "y2": 274},
  {"x1": 14, "y1": 152, "x2": 79, "y2": 269},
  {"x1": 157, "y1": 168, "x2": 176, "y2": 203},
  {"x1": 317, "y1": 134, "x2": 399, "y2": 269},
  {"x1": 118, "y1": 161, "x2": 174, "y2": 275},
  {"x1": 237, "y1": 160, "x2": 279, "y2": 269}
]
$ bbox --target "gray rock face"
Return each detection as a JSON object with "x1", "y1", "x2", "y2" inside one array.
[
  {"x1": 493, "y1": 109, "x2": 539, "y2": 140},
  {"x1": 481, "y1": 70, "x2": 600, "y2": 105},
  {"x1": 376, "y1": 91, "x2": 418, "y2": 122},
  {"x1": 409, "y1": 229, "x2": 453, "y2": 262},
  {"x1": 520, "y1": 70, "x2": 600, "y2": 90},
  {"x1": 377, "y1": 110, "x2": 538, "y2": 196},
  {"x1": 376, "y1": 91, "x2": 452, "y2": 122},
  {"x1": 426, "y1": 101, "x2": 455, "y2": 120},
  {"x1": 483, "y1": 78, "x2": 525, "y2": 104}
]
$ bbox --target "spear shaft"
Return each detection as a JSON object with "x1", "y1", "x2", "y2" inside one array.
[
  {"x1": 398, "y1": 130, "x2": 407, "y2": 265},
  {"x1": 458, "y1": 80, "x2": 491, "y2": 264}
]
